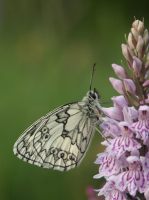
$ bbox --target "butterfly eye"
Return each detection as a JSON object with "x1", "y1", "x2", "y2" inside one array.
[
  {"x1": 68, "y1": 154, "x2": 76, "y2": 162},
  {"x1": 41, "y1": 127, "x2": 49, "y2": 134},
  {"x1": 50, "y1": 147, "x2": 58, "y2": 155},
  {"x1": 58, "y1": 151, "x2": 67, "y2": 159}
]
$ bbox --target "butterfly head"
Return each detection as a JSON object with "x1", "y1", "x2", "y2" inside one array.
[{"x1": 88, "y1": 88, "x2": 100, "y2": 101}]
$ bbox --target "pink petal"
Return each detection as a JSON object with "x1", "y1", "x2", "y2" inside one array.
[
  {"x1": 139, "y1": 105, "x2": 149, "y2": 120},
  {"x1": 109, "y1": 135, "x2": 141, "y2": 157},
  {"x1": 102, "y1": 107, "x2": 123, "y2": 121},
  {"x1": 109, "y1": 77, "x2": 124, "y2": 94},
  {"x1": 143, "y1": 80, "x2": 149, "y2": 87},
  {"x1": 95, "y1": 152, "x2": 124, "y2": 178},
  {"x1": 112, "y1": 96, "x2": 128, "y2": 109},
  {"x1": 126, "y1": 156, "x2": 140, "y2": 164},
  {"x1": 123, "y1": 106, "x2": 138, "y2": 124},
  {"x1": 116, "y1": 168, "x2": 145, "y2": 197},
  {"x1": 118, "y1": 121, "x2": 133, "y2": 137},
  {"x1": 97, "y1": 181, "x2": 127, "y2": 200},
  {"x1": 144, "y1": 187, "x2": 149, "y2": 200},
  {"x1": 101, "y1": 118, "x2": 121, "y2": 137}
]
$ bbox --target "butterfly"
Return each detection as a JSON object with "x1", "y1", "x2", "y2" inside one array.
[{"x1": 13, "y1": 65, "x2": 103, "y2": 171}]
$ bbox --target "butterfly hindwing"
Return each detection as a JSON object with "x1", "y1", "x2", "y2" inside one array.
[{"x1": 13, "y1": 102, "x2": 96, "y2": 171}]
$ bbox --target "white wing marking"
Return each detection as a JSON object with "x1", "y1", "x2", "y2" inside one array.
[
  {"x1": 65, "y1": 112, "x2": 82, "y2": 131},
  {"x1": 45, "y1": 154, "x2": 55, "y2": 165},
  {"x1": 46, "y1": 121, "x2": 59, "y2": 132},
  {"x1": 76, "y1": 133, "x2": 81, "y2": 147},
  {"x1": 69, "y1": 144, "x2": 79, "y2": 157},
  {"x1": 61, "y1": 137, "x2": 71, "y2": 152},
  {"x1": 69, "y1": 129, "x2": 77, "y2": 144},
  {"x1": 44, "y1": 124, "x2": 63, "y2": 148},
  {"x1": 67, "y1": 108, "x2": 80, "y2": 115},
  {"x1": 50, "y1": 136, "x2": 64, "y2": 149},
  {"x1": 54, "y1": 158, "x2": 65, "y2": 171}
]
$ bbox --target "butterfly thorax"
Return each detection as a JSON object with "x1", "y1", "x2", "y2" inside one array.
[{"x1": 81, "y1": 89, "x2": 101, "y2": 121}]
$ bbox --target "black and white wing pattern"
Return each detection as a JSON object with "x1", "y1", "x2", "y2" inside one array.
[{"x1": 13, "y1": 95, "x2": 100, "y2": 171}]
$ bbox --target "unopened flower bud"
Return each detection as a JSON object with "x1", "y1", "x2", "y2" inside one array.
[
  {"x1": 128, "y1": 32, "x2": 135, "y2": 49},
  {"x1": 131, "y1": 27, "x2": 139, "y2": 41},
  {"x1": 109, "y1": 77, "x2": 124, "y2": 94},
  {"x1": 136, "y1": 36, "x2": 144, "y2": 58},
  {"x1": 123, "y1": 79, "x2": 136, "y2": 94},
  {"x1": 121, "y1": 44, "x2": 133, "y2": 65},
  {"x1": 132, "y1": 20, "x2": 144, "y2": 34},
  {"x1": 132, "y1": 56, "x2": 142, "y2": 77},
  {"x1": 112, "y1": 64, "x2": 127, "y2": 79}
]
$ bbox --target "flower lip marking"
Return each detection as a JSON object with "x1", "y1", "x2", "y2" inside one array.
[
  {"x1": 124, "y1": 125, "x2": 128, "y2": 131},
  {"x1": 142, "y1": 110, "x2": 147, "y2": 116}
]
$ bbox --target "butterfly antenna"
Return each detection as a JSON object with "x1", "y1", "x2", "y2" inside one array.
[{"x1": 89, "y1": 63, "x2": 96, "y2": 91}]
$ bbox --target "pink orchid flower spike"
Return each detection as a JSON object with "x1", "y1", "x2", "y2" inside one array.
[{"x1": 94, "y1": 19, "x2": 149, "y2": 200}]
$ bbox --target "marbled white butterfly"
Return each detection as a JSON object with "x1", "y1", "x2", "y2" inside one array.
[{"x1": 13, "y1": 65, "x2": 103, "y2": 171}]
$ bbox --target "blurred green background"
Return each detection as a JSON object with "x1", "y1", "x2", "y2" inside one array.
[{"x1": 0, "y1": 1, "x2": 149, "y2": 200}]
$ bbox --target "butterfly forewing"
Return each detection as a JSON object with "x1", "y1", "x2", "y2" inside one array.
[{"x1": 13, "y1": 91, "x2": 101, "y2": 171}]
